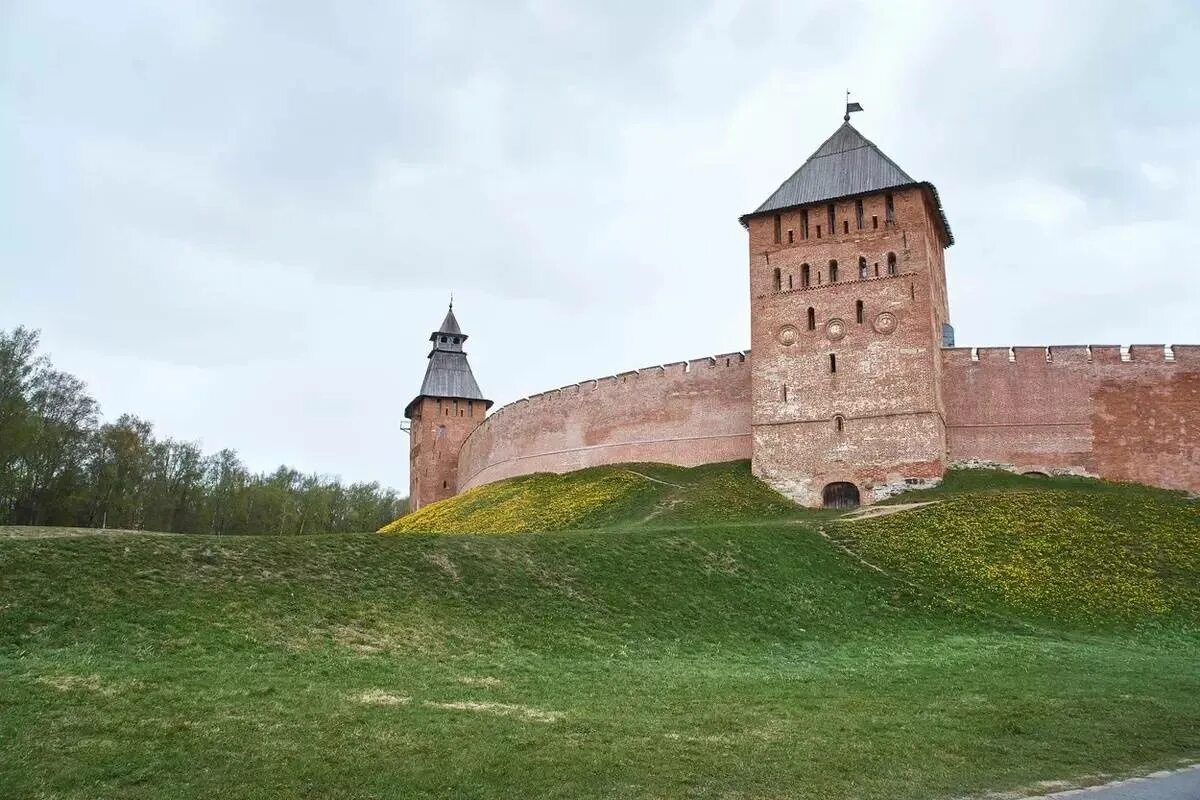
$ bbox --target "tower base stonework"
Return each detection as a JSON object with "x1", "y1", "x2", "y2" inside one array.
[{"x1": 752, "y1": 413, "x2": 946, "y2": 507}]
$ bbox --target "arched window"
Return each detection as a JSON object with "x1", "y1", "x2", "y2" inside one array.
[
  {"x1": 858, "y1": 257, "x2": 868, "y2": 279},
  {"x1": 856, "y1": 300, "x2": 864, "y2": 324},
  {"x1": 887, "y1": 252, "x2": 897, "y2": 276},
  {"x1": 440, "y1": 336, "x2": 447, "y2": 343},
  {"x1": 855, "y1": 199, "x2": 864, "y2": 229},
  {"x1": 787, "y1": 274, "x2": 793, "y2": 290},
  {"x1": 885, "y1": 193, "x2": 895, "y2": 223},
  {"x1": 772, "y1": 267, "x2": 781, "y2": 292},
  {"x1": 829, "y1": 353, "x2": 837, "y2": 373},
  {"x1": 834, "y1": 414, "x2": 845, "y2": 433},
  {"x1": 807, "y1": 307, "x2": 816, "y2": 331},
  {"x1": 782, "y1": 385, "x2": 788, "y2": 402},
  {"x1": 801, "y1": 264, "x2": 811, "y2": 288},
  {"x1": 829, "y1": 260, "x2": 838, "y2": 282}
]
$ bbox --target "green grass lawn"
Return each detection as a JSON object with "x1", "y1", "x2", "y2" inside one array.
[
  {"x1": 380, "y1": 460, "x2": 811, "y2": 534},
  {"x1": 2, "y1": 464, "x2": 1199, "y2": 799}
]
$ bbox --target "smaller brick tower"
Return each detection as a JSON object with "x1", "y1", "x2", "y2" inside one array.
[{"x1": 404, "y1": 303, "x2": 492, "y2": 511}]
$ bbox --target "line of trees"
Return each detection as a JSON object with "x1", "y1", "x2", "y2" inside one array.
[{"x1": 0, "y1": 326, "x2": 407, "y2": 534}]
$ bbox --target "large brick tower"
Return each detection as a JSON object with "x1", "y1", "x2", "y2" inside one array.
[
  {"x1": 741, "y1": 114, "x2": 954, "y2": 507},
  {"x1": 404, "y1": 303, "x2": 492, "y2": 511}
]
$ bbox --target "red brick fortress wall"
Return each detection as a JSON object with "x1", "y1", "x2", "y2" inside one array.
[
  {"x1": 456, "y1": 352, "x2": 752, "y2": 492},
  {"x1": 942, "y1": 345, "x2": 1200, "y2": 493}
]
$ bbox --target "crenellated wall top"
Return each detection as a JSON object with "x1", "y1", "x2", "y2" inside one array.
[
  {"x1": 474, "y1": 350, "x2": 751, "y2": 424},
  {"x1": 941, "y1": 344, "x2": 1198, "y2": 367}
]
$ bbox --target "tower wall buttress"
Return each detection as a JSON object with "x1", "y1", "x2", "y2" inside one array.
[{"x1": 747, "y1": 187, "x2": 950, "y2": 506}]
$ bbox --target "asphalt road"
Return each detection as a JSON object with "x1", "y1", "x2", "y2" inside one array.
[{"x1": 1027, "y1": 765, "x2": 1200, "y2": 799}]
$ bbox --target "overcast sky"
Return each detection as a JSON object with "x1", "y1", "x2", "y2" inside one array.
[{"x1": 3, "y1": 0, "x2": 1198, "y2": 493}]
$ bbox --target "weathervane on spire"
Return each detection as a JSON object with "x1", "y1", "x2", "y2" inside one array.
[
  {"x1": 844, "y1": 90, "x2": 863, "y2": 122},
  {"x1": 449, "y1": 292, "x2": 454, "y2": 311}
]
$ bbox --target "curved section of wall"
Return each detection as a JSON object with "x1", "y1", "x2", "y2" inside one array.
[{"x1": 458, "y1": 351, "x2": 752, "y2": 491}]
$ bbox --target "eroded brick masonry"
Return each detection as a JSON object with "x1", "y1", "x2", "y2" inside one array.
[{"x1": 405, "y1": 120, "x2": 1199, "y2": 509}]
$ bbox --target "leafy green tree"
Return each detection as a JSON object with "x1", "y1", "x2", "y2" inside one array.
[
  {"x1": 20, "y1": 367, "x2": 97, "y2": 524},
  {"x1": 0, "y1": 327, "x2": 406, "y2": 533},
  {"x1": 87, "y1": 415, "x2": 155, "y2": 529},
  {"x1": 204, "y1": 448, "x2": 248, "y2": 534},
  {"x1": 0, "y1": 327, "x2": 42, "y2": 520}
]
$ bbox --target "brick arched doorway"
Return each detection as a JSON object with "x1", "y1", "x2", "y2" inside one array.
[{"x1": 822, "y1": 482, "x2": 860, "y2": 509}]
